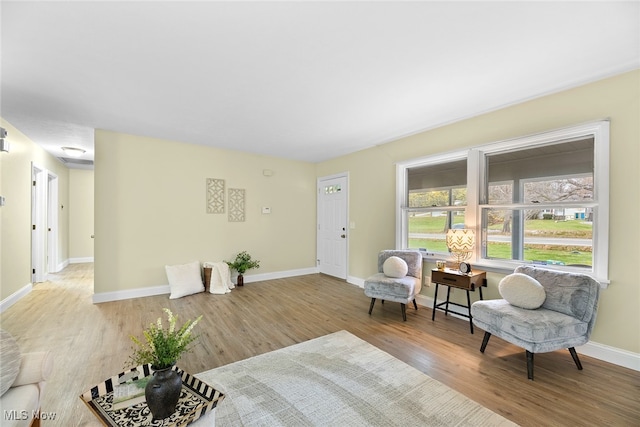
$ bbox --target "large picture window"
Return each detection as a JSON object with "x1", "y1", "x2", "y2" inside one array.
[
  {"x1": 397, "y1": 121, "x2": 609, "y2": 283},
  {"x1": 482, "y1": 138, "x2": 594, "y2": 266}
]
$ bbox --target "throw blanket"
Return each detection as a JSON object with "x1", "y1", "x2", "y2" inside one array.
[{"x1": 203, "y1": 262, "x2": 235, "y2": 294}]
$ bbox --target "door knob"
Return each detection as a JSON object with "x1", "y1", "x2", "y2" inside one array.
[{"x1": 341, "y1": 234, "x2": 346, "y2": 238}]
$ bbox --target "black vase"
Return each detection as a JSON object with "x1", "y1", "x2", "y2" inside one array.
[
  {"x1": 145, "y1": 365, "x2": 182, "y2": 420},
  {"x1": 237, "y1": 274, "x2": 244, "y2": 286}
]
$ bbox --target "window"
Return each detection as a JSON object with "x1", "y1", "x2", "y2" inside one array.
[
  {"x1": 398, "y1": 154, "x2": 468, "y2": 256},
  {"x1": 397, "y1": 121, "x2": 609, "y2": 283}
]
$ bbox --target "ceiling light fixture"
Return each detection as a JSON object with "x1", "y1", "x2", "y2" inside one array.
[{"x1": 61, "y1": 146, "x2": 86, "y2": 157}]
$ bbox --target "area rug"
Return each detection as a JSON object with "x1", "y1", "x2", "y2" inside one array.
[{"x1": 193, "y1": 330, "x2": 516, "y2": 426}]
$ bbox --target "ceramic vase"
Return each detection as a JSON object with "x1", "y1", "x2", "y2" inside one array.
[{"x1": 145, "y1": 365, "x2": 182, "y2": 420}]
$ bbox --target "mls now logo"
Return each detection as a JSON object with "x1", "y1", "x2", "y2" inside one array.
[{"x1": 4, "y1": 410, "x2": 57, "y2": 421}]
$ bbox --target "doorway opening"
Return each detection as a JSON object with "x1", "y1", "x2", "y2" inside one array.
[{"x1": 31, "y1": 163, "x2": 59, "y2": 283}]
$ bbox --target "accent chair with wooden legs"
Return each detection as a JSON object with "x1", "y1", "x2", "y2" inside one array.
[
  {"x1": 364, "y1": 250, "x2": 423, "y2": 321},
  {"x1": 471, "y1": 265, "x2": 600, "y2": 380}
]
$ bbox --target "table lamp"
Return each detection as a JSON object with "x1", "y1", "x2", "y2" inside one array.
[{"x1": 446, "y1": 229, "x2": 475, "y2": 270}]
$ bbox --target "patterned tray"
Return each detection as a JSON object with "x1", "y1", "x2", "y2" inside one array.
[{"x1": 80, "y1": 364, "x2": 225, "y2": 426}]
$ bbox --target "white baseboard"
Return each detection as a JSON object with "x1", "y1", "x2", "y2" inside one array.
[
  {"x1": 347, "y1": 276, "x2": 365, "y2": 288},
  {"x1": 577, "y1": 341, "x2": 640, "y2": 371},
  {"x1": 243, "y1": 267, "x2": 319, "y2": 284},
  {"x1": 0, "y1": 283, "x2": 33, "y2": 313},
  {"x1": 56, "y1": 259, "x2": 70, "y2": 272},
  {"x1": 70, "y1": 257, "x2": 94, "y2": 264},
  {"x1": 93, "y1": 285, "x2": 170, "y2": 304},
  {"x1": 92, "y1": 267, "x2": 321, "y2": 303}
]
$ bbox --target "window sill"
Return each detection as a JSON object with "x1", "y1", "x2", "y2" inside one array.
[{"x1": 418, "y1": 251, "x2": 609, "y2": 288}]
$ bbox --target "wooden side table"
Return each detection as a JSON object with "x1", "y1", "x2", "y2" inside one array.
[{"x1": 431, "y1": 268, "x2": 487, "y2": 334}]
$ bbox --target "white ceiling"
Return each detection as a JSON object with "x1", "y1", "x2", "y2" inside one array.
[{"x1": 2, "y1": 1, "x2": 639, "y2": 167}]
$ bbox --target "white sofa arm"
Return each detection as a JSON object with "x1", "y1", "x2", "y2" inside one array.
[{"x1": 12, "y1": 351, "x2": 53, "y2": 387}]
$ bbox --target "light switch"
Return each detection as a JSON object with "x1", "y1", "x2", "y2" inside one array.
[{"x1": 350, "y1": 221, "x2": 356, "y2": 229}]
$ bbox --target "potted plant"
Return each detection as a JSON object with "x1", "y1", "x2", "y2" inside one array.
[
  {"x1": 128, "y1": 308, "x2": 202, "y2": 420},
  {"x1": 225, "y1": 251, "x2": 260, "y2": 286}
]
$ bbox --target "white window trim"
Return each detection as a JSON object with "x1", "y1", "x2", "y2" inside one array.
[{"x1": 397, "y1": 120, "x2": 610, "y2": 286}]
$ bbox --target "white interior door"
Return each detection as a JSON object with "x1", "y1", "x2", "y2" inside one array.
[
  {"x1": 317, "y1": 174, "x2": 348, "y2": 279},
  {"x1": 31, "y1": 164, "x2": 46, "y2": 283}
]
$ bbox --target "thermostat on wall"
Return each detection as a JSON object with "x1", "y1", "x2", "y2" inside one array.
[{"x1": 262, "y1": 207, "x2": 271, "y2": 214}]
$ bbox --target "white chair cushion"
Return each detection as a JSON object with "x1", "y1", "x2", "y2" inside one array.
[
  {"x1": 0, "y1": 330, "x2": 21, "y2": 396},
  {"x1": 166, "y1": 261, "x2": 205, "y2": 299},
  {"x1": 382, "y1": 256, "x2": 408, "y2": 278},
  {"x1": 499, "y1": 273, "x2": 546, "y2": 309},
  {"x1": 1, "y1": 384, "x2": 40, "y2": 426}
]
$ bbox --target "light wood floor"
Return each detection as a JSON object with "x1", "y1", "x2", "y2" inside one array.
[{"x1": 1, "y1": 263, "x2": 638, "y2": 426}]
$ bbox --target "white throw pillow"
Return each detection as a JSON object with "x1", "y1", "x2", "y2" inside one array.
[
  {"x1": 383, "y1": 256, "x2": 408, "y2": 278},
  {"x1": 0, "y1": 329, "x2": 21, "y2": 396},
  {"x1": 499, "y1": 273, "x2": 546, "y2": 309},
  {"x1": 166, "y1": 261, "x2": 205, "y2": 299}
]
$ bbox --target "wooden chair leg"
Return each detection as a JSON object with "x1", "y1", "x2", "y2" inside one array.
[
  {"x1": 412, "y1": 299, "x2": 418, "y2": 310},
  {"x1": 401, "y1": 303, "x2": 407, "y2": 321},
  {"x1": 368, "y1": 298, "x2": 376, "y2": 315},
  {"x1": 480, "y1": 331, "x2": 491, "y2": 353},
  {"x1": 30, "y1": 411, "x2": 41, "y2": 427},
  {"x1": 568, "y1": 347, "x2": 583, "y2": 370},
  {"x1": 526, "y1": 350, "x2": 534, "y2": 380}
]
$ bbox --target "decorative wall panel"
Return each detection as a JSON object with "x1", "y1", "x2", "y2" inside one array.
[
  {"x1": 228, "y1": 188, "x2": 245, "y2": 222},
  {"x1": 206, "y1": 178, "x2": 225, "y2": 214}
]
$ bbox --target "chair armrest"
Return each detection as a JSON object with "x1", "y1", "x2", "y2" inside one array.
[{"x1": 12, "y1": 351, "x2": 53, "y2": 387}]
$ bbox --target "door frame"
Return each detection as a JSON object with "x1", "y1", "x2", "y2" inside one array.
[
  {"x1": 316, "y1": 172, "x2": 349, "y2": 279},
  {"x1": 47, "y1": 171, "x2": 59, "y2": 273},
  {"x1": 32, "y1": 163, "x2": 60, "y2": 283},
  {"x1": 32, "y1": 163, "x2": 46, "y2": 283}
]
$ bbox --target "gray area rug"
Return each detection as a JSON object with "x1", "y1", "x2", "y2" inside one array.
[{"x1": 194, "y1": 330, "x2": 516, "y2": 426}]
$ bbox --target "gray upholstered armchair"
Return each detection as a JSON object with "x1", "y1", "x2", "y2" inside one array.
[
  {"x1": 364, "y1": 250, "x2": 423, "y2": 321},
  {"x1": 471, "y1": 265, "x2": 600, "y2": 380}
]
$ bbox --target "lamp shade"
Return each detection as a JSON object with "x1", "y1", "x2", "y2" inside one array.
[{"x1": 446, "y1": 229, "x2": 475, "y2": 252}]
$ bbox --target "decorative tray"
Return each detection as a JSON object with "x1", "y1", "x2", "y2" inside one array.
[{"x1": 80, "y1": 364, "x2": 225, "y2": 427}]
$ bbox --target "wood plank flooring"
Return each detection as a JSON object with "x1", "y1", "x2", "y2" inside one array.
[{"x1": 1, "y1": 263, "x2": 638, "y2": 426}]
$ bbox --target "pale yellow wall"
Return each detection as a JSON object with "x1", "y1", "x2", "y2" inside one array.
[
  {"x1": 4, "y1": 71, "x2": 638, "y2": 354},
  {"x1": 0, "y1": 119, "x2": 70, "y2": 301},
  {"x1": 69, "y1": 169, "x2": 94, "y2": 259},
  {"x1": 317, "y1": 70, "x2": 640, "y2": 353},
  {"x1": 94, "y1": 131, "x2": 317, "y2": 293}
]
